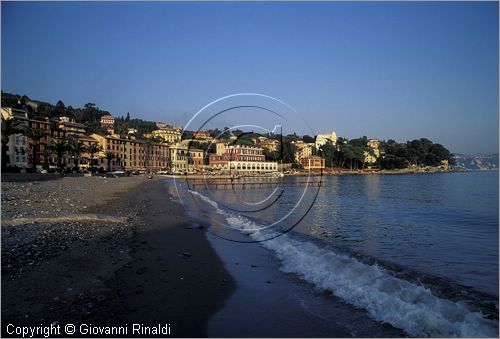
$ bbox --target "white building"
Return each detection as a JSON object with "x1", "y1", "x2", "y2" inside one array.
[{"x1": 315, "y1": 131, "x2": 337, "y2": 149}]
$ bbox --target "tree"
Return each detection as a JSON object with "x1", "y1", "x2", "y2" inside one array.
[
  {"x1": 319, "y1": 143, "x2": 337, "y2": 168},
  {"x1": 68, "y1": 139, "x2": 86, "y2": 171},
  {"x1": 280, "y1": 139, "x2": 297, "y2": 163},
  {"x1": 24, "y1": 127, "x2": 45, "y2": 170},
  {"x1": 105, "y1": 151, "x2": 115, "y2": 172},
  {"x1": 86, "y1": 144, "x2": 102, "y2": 169},
  {"x1": 302, "y1": 135, "x2": 315, "y2": 143},
  {"x1": 1, "y1": 116, "x2": 23, "y2": 170},
  {"x1": 48, "y1": 139, "x2": 70, "y2": 172},
  {"x1": 144, "y1": 139, "x2": 155, "y2": 170}
]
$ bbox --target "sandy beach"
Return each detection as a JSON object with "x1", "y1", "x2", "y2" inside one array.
[{"x1": 1, "y1": 175, "x2": 235, "y2": 337}]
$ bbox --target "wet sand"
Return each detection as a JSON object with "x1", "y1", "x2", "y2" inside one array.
[{"x1": 2, "y1": 176, "x2": 235, "y2": 337}]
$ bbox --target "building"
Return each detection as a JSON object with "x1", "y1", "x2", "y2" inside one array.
[
  {"x1": 300, "y1": 156, "x2": 325, "y2": 171},
  {"x1": 188, "y1": 148, "x2": 205, "y2": 170},
  {"x1": 367, "y1": 139, "x2": 380, "y2": 150},
  {"x1": 315, "y1": 131, "x2": 337, "y2": 149},
  {"x1": 100, "y1": 115, "x2": 115, "y2": 128},
  {"x1": 144, "y1": 125, "x2": 182, "y2": 144},
  {"x1": 92, "y1": 134, "x2": 170, "y2": 171},
  {"x1": 259, "y1": 138, "x2": 280, "y2": 153},
  {"x1": 364, "y1": 150, "x2": 378, "y2": 165},
  {"x1": 440, "y1": 159, "x2": 449, "y2": 170},
  {"x1": 27, "y1": 118, "x2": 52, "y2": 169},
  {"x1": 170, "y1": 144, "x2": 189, "y2": 173},
  {"x1": 293, "y1": 140, "x2": 314, "y2": 162},
  {"x1": 215, "y1": 141, "x2": 228, "y2": 155},
  {"x1": 100, "y1": 115, "x2": 115, "y2": 135},
  {"x1": 58, "y1": 117, "x2": 86, "y2": 134},
  {"x1": 193, "y1": 131, "x2": 212, "y2": 140},
  {"x1": 1, "y1": 107, "x2": 29, "y2": 168},
  {"x1": 66, "y1": 134, "x2": 100, "y2": 169},
  {"x1": 209, "y1": 145, "x2": 278, "y2": 174},
  {"x1": 365, "y1": 139, "x2": 381, "y2": 165}
]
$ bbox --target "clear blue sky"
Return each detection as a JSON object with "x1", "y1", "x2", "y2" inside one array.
[{"x1": 2, "y1": 1, "x2": 498, "y2": 154}]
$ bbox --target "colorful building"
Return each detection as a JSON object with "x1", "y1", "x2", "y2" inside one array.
[
  {"x1": 209, "y1": 145, "x2": 278, "y2": 174},
  {"x1": 91, "y1": 134, "x2": 169, "y2": 171},
  {"x1": 170, "y1": 144, "x2": 189, "y2": 173},
  {"x1": 293, "y1": 140, "x2": 314, "y2": 162},
  {"x1": 300, "y1": 156, "x2": 325, "y2": 170}
]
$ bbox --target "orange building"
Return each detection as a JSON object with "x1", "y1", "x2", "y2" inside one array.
[
  {"x1": 91, "y1": 134, "x2": 169, "y2": 171},
  {"x1": 300, "y1": 156, "x2": 325, "y2": 171}
]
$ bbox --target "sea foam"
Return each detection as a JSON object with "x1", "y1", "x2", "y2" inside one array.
[{"x1": 189, "y1": 190, "x2": 498, "y2": 337}]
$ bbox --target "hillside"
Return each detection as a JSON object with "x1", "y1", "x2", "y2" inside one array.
[
  {"x1": 1, "y1": 92, "x2": 157, "y2": 137},
  {"x1": 454, "y1": 154, "x2": 499, "y2": 171}
]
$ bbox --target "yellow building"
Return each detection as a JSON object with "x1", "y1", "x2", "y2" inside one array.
[
  {"x1": 300, "y1": 156, "x2": 325, "y2": 170},
  {"x1": 294, "y1": 141, "x2": 314, "y2": 162},
  {"x1": 215, "y1": 141, "x2": 228, "y2": 155},
  {"x1": 144, "y1": 125, "x2": 182, "y2": 144},
  {"x1": 440, "y1": 159, "x2": 449, "y2": 170},
  {"x1": 259, "y1": 138, "x2": 279, "y2": 153},
  {"x1": 365, "y1": 139, "x2": 381, "y2": 165},
  {"x1": 170, "y1": 144, "x2": 189, "y2": 173},
  {"x1": 364, "y1": 150, "x2": 378, "y2": 165},
  {"x1": 367, "y1": 139, "x2": 380, "y2": 149}
]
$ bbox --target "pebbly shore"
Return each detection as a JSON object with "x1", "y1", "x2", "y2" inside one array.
[{"x1": 1, "y1": 175, "x2": 235, "y2": 337}]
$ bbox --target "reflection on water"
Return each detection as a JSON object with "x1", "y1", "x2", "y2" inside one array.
[
  {"x1": 185, "y1": 172, "x2": 498, "y2": 297},
  {"x1": 174, "y1": 172, "x2": 499, "y2": 337}
]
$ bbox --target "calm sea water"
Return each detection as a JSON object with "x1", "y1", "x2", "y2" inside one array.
[
  {"x1": 174, "y1": 171, "x2": 499, "y2": 337},
  {"x1": 306, "y1": 171, "x2": 499, "y2": 296}
]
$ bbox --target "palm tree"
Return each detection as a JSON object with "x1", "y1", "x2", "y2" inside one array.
[
  {"x1": 48, "y1": 139, "x2": 70, "y2": 172},
  {"x1": 144, "y1": 139, "x2": 155, "y2": 170},
  {"x1": 68, "y1": 139, "x2": 86, "y2": 171},
  {"x1": 86, "y1": 144, "x2": 102, "y2": 169},
  {"x1": 104, "y1": 151, "x2": 115, "y2": 172},
  {"x1": 144, "y1": 136, "x2": 163, "y2": 171},
  {"x1": 24, "y1": 127, "x2": 45, "y2": 170},
  {"x1": 1, "y1": 116, "x2": 23, "y2": 170}
]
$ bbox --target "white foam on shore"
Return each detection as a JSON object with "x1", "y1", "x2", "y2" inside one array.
[{"x1": 189, "y1": 190, "x2": 498, "y2": 337}]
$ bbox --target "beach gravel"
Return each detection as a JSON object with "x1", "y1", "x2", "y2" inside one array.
[{"x1": 1, "y1": 175, "x2": 235, "y2": 337}]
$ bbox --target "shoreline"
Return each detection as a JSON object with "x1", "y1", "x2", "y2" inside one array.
[
  {"x1": 3, "y1": 174, "x2": 498, "y2": 337},
  {"x1": 2, "y1": 176, "x2": 235, "y2": 337},
  {"x1": 158, "y1": 168, "x2": 478, "y2": 180}
]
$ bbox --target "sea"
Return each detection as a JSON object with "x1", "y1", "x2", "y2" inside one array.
[{"x1": 169, "y1": 171, "x2": 499, "y2": 337}]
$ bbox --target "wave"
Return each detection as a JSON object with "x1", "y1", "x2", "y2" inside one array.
[{"x1": 189, "y1": 190, "x2": 499, "y2": 337}]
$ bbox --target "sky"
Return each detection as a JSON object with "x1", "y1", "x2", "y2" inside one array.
[{"x1": 1, "y1": 1, "x2": 498, "y2": 154}]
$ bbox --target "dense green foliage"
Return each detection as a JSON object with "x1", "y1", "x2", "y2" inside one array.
[
  {"x1": 378, "y1": 138, "x2": 455, "y2": 169},
  {"x1": 319, "y1": 136, "x2": 455, "y2": 170},
  {"x1": 114, "y1": 116, "x2": 156, "y2": 138}
]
